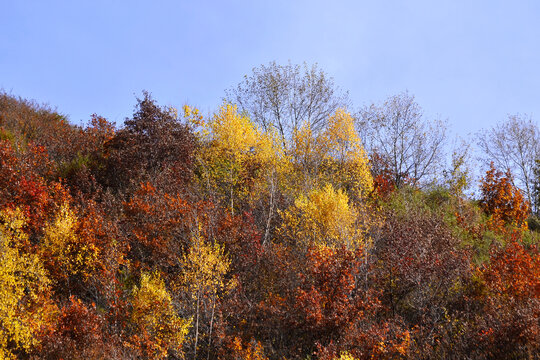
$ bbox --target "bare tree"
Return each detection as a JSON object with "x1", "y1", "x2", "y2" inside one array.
[
  {"x1": 225, "y1": 61, "x2": 349, "y2": 145},
  {"x1": 359, "y1": 92, "x2": 447, "y2": 188},
  {"x1": 477, "y1": 114, "x2": 540, "y2": 212}
]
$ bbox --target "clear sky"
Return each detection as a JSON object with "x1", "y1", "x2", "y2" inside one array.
[{"x1": 1, "y1": 0, "x2": 539, "y2": 138}]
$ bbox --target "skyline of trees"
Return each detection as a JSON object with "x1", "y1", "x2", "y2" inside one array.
[{"x1": 0, "y1": 62, "x2": 539, "y2": 359}]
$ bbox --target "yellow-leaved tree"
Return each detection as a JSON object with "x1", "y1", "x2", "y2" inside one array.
[
  {"x1": 320, "y1": 109, "x2": 373, "y2": 201},
  {"x1": 288, "y1": 109, "x2": 373, "y2": 203},
  {"x1": 187, "y1": 103, "x2": 291, "y2": 247},
  {"x1": 180, "y1": 225, "x2": 232, "y2": 359},
  {"x1": 0, "y1": 208, "x2": 55, "y2": 359},
  {"x1": 280, "y1": 110, "x2": 378, "y2": 251},
  {"x1": 334, "y1": 352, "x2": 359, "y2": 360},
  {"x1": 187, "y1": 103, "x2": 283, "y2": 215},
  {"x1": 279, "y1": 183, "x2": 364, "y2": 250},
  {"x1": 130, "y1": 271, "x2": 191, "y2": 359},
  {"x1": 41, "y1": 203, "x2": 99, "y2": 280},
  {"x1": 289, "y1": 121, "x2": 322, "y2": 192}
]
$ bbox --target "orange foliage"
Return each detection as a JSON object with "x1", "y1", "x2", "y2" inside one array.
[
  {"x1": 38, "y1": 296, "x2": 109, "y2": 359},
  {"x1": 473, "y1": 238, "x2": 540, "y2": 355},
  {"x1": 227, "y1": 337, "x2": 268, "y2": 360},
  {"x1": 479, "y1": 162, "x2": 529, "y2": 233},
  {"x1": 0, "y1": 141, "x2": 51, "y2": 234},
  {"x1": 483, "y1": 237, "x2": 540, "y2": 301},
  {"x1": 2, "y1": 91, "x2": 539, "y2": 359},
  {"x1": 123, "y1": 182, "x2": 204, "y2": 271}
]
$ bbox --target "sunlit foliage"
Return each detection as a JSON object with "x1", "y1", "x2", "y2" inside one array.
[
  {"x1": 1, "y1": 87, "x2": 539, "y2": 359},
  {"x1": 279, "y1": 183, "x2": 363, "y2": 249},
  {"x1": 41, "y1": 203, "x2": 99, "y2": 280},
  {"x1": 130, "y1": 272, "x2": 191, "y2": 359},
  {"x1": 0, "y1": 209, "x2": 55, "y2": 359},
  {"x1": 189, "y1": 103, "x2": 285, "y2": 214},
  {"x1": 480, "y1": 162, "x2": 530, "y2": 233}
]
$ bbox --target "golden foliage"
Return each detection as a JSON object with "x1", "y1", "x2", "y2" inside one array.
[
  {"x1": 321, "y1": 109, "x2": 373, "y2": 199},
  {"x1": 41, "y1": 203, "x2": 99, "y2": 279},
  {"x1": 334, "y1": 352, "x2": 358, "y2": 360},
  {"x1": 289, "y1": 109, "x2": 373, "y2": 201},
  {"x1": 180, "y1": 227, "x2": 231, "y2": 297},
  {"x1": 0, "y1": 208, "x2": 55, "y2": 358},
  {"x1": 279, "y1": 183, "x2": 366, "y2": 249},
  {"x1": 131, "y1": 272, "x2": 191, "y2": 359},
  {"x1": 191, "y1": 103, "x2": 287, "y2": 212},
  {"x1": 230, "y1": 337, "x2": 268, "y2": 360}
]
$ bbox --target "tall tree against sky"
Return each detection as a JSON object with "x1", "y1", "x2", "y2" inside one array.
[
  {"x1": 359, "y1": 92, "x2": 447, "y2": 188},
  {"x1": 477, "y1": 114, "x2": 540, "y2": 214},
  {"x1": 226, "y1": 61, "x2": 349, "y2": 146}
]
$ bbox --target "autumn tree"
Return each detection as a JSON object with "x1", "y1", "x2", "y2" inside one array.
[
  {"x1": 477, "y1": 114, "x2": 540, "y2": 213},
  {"x1": 0, "y1": 92, "x2": 84, "y2": 165},
  {"x1": 287, "y1": 109, "x2": 371, "y2": 194},
  {"x1": 130, "y1": 272, "x2": 191, "y2": 359},
  {"x1": 226, "y1": 61, "x2": 349, "y2": 144},
  {"x1": 279, "y1": 183, "x2": 364, "y2": 250},
  {"x1": 41, "y1": 203, "x2": 100, "y2": 283},
  {"x1": 59, "y1": 114, "x2": 116, "y2": 196},
  {"x1": 37, "y1": 296, "x2": 116, "y2": 360},
  {"x1": 122, "y1": 182, "x2": 201, "y2": 274},
  {"x1": 0, "y1": 208, "x2": 55, "y2": 359},
  {"x1": 319, "y1": 109, "x2": 373, "y2": 201},
  {"x1": 208, "y1": 213, "x2": 269, "y2": 357},
  {"x1": 188, "y1": 103, "x2": 282, "y2": 215},
  {"x1": 70, "y1": 198, "x2": 128, "y2": 314},
  {"x1": 179, "y1": 230, "x2": 231, "y2": 359},
  {"x1": 286, "y1": 246, "x2": 371, "y2": 356},
  {"x1": 187, "y1": 103, "x2": 293, "y2": 248},
  {"x1": 463, "y1": 236, "x2": 540, "y2": 359},
  {"x1": 479, "y1": 162, "x2": 530, "y2": 233},
  {"x1": 102, "y1": 92, "x2": 197, "y2": 191},
  {"x1": 249, "y1": 244, "x2": 410, "y2": 359},
  {"x1": 279, "y1": 109, "x2": 376, "y2": 251},
  {"x1": 0, "y1": 141, "x2": 57, "y2": 235},
  {"x1": 225, "y1": 337, "x2": 268, "y2": 360},
  {"x1": 359, "y1": 92, "x2": 447, "y2": 188}
]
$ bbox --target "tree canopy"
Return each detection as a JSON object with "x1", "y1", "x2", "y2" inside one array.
[{"x1": 0, "y1": 68, "x2": 539, "y2": 359}]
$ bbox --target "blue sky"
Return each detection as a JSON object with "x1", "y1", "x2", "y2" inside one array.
[{"x1": 1, "y1": 0, "x2": 539, "y2": 138}]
